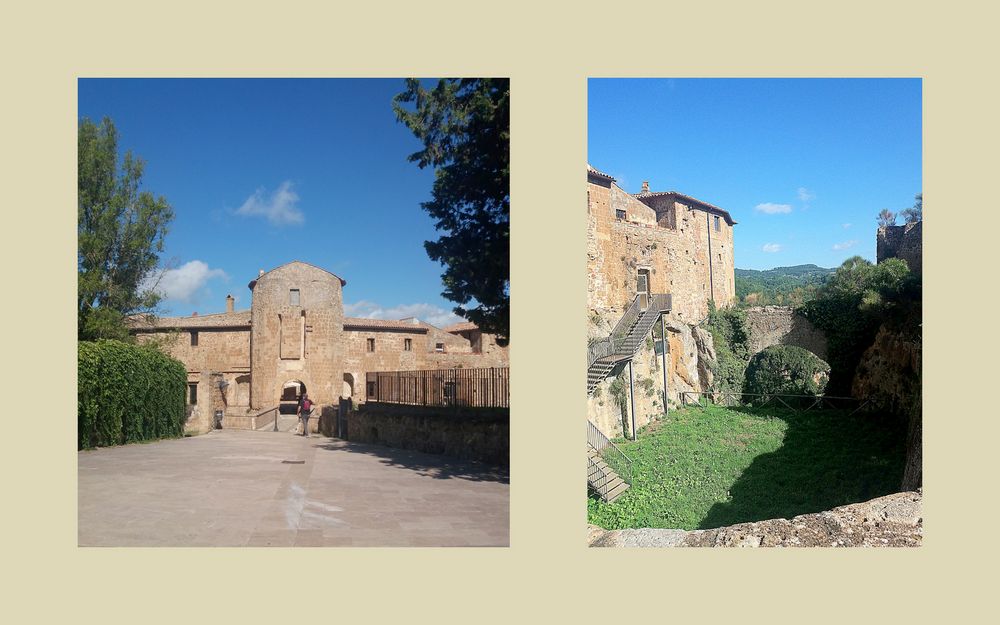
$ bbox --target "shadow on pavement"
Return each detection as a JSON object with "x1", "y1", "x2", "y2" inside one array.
[{"x1": 313, "y1": 440, "x2": 509, "y2": 484}]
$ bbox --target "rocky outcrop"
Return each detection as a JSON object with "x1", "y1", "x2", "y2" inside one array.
[
  {"x1": 589, "y1": 490, "x2": 922, "y2": 547},
  {"x1": 587, "y1": 313, "x2": 716, "y2": 439},
  {"x1": 852, "y1": 324, "x2": 921, "y2": 416}
]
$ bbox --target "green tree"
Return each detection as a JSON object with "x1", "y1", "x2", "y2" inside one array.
[
  {"x1": 877, "y1": 208, "x2": 897, "y2": 227},
  {"x1": 900, "y1": 192, "x2": 922, "y2": 224},
  {"x1": 78, "y1": 117, "x2": 173, "y2": 340},
  {"x1": 798, "y1": 256, "x2": 918, "y2": 394},
  {"x1": 393, "y1": 78, "x2": 510, "y2": 340}
]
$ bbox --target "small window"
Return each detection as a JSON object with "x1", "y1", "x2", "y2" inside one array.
[
  {"x1": 367, "y1": 338, "x2": 375, "y2": 352},
  {"x1": 190, "y1": 331, "x2": 198, "y2": 347},
  {"x1": 435, "y1": 342, "x2": 445, "y2": 353},
  {"x1": 188, "y1": 383, "x2": 198, "y2": 405},
  {"x1": 714, "y1": 215, "x2": 721, "y2": 231},
  {"x1": 404, "y1": 338, "x2": 412, "y2": 351},
  {"x1": 289, "y1": 289, "x2": 300, "y2": 305},
  {"x1": 616, "y1": 209, "x2": 626, "y2": 221}
]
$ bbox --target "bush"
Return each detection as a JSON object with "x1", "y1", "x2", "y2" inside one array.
[
  {"x1": 704, "y1": 303, "x2": 751, "y2": 393},
  {"x1": 78, "y1": 340, "x2": 187, "y2": 450},
  {"x1": 744, "y1": 345, "x2": 830, "y2": 398}
]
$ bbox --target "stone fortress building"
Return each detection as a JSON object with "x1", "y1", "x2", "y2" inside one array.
[
  {"x1": 587, "y1": 164, "x2": 736, "y2": 439},
  {"x1": 131, "y1": 261, "x2": 508, "y2": 432}
]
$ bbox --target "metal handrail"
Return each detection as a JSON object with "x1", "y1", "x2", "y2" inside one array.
[
  {"x1": 252, "y1": 405, "x2": 280, "y2": 431},
  {"x1": 587, "y1": 420, "x2": 633, "y2": 485},
  {"x1": 588, "y1": 293, "x2": 672, "y2": 369}
]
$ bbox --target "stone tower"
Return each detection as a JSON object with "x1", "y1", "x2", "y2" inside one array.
[{"x1": 248, "y1": 261, "x2": 347, "y2": 409}]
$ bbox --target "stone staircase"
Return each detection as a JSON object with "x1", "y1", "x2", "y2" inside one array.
[{"x1": 587, "y1": 293, "x2": 671, "y2": 394}]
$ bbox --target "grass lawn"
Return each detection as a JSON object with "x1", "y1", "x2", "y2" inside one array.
[{"x1": 588, "y1": 404, "x2": 906, "y2": 531}]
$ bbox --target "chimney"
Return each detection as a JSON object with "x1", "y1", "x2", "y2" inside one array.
[
  {"x1": 259, "y1": 269, "x2": 265, "y2": 277},
  {"x1": 641, "y1": 181, "x2": 650, "y2": 193},
  {"x1": 226, "y1": 294, "x2": 234, "y2": 313}
]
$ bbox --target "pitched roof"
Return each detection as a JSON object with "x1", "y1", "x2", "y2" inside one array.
[
  {"x1": 443, "y1": 321, "x2": 478, "y2": 333},
  {"x1": 248, "y1": 260, "x2": 347, "y2": 290},
  {"x1": 587, "y1": 164, "x2": 615, "y2": 181},
  {"x1": 129, "y1": 310, "x2": 252, "y2": 330},
  {"x1": 343, "y1": 317, "x2": 428, "y2": 332},
  {"x1": 634, "y1": 190, "x2": 737, "y2": 226}
]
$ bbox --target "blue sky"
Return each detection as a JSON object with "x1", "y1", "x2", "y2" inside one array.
[
  {"x1": 79, "y1": 78, "x2": 465, "y2": 326},
  {"x1": 588, "y1": 78, "x2": 922, "y2": 270}
]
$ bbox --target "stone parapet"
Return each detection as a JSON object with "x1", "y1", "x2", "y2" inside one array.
[{"x1": 346, "y1": 404, "x2": 509, "y2": 467}]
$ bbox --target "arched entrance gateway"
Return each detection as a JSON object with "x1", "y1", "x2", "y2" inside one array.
[
  {"x1": 343, "y1": 373, "x2": 355, "y2": 399},
  {"x1": 279, "y1": 380, "x2": 306, "y2": 414}
]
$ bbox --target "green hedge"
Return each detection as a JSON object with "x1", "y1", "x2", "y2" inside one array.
[
  {"x1": 78, "y1": 340, "x2": 187, "y2": 450},
  {"x1": 743, "y1": 345, "x2": 830, "y2": 399}
]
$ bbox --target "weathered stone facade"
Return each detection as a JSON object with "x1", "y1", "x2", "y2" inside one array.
[
  {"x1": 132, "y1": 261, "x2": 508, "y2": 433},
  {"x1": 588, "y1": 165, "x2": 736, "y2": 438},
  {"x1": 877, "y1": 221, "x2": 922, "y2": 274}
]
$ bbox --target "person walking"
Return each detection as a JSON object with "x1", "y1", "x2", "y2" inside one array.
[{"x1": 297, "y1": 393, "x2": 313, "y2": 436}]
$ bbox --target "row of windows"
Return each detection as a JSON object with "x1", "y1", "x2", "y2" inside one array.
[
  {"x1": 616, "y1": 207, "x2": 724, "y2": 232},
  {"x1": 367, "y1": 337, "x2": 445, "y2": 353},
  {"x1": 190, "y1": 331, "x2": 447, "y2": 353}
]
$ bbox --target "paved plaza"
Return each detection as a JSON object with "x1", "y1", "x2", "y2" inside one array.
[{"x1": 78, "y1": 430, "x2": 509, "y2": 547}]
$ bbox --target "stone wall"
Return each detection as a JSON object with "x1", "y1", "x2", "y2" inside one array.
[
  {"x1": 588, "y1": 167, "x2": 736, "y2": 440},
  {"x1": 346, "y1": 404, "x2": 509, "y2": 467},
  {"x1": 589, "y1": 490, "x2": 922, "y2": 547},
  {"x1": 744, "y1": 305, "x2": 828, "y2": 360},
  {"x1": 877, "y1": 221, "x2": 922, "y2": 274},
  {"x1": 588, "y1": 173, "x2": 735, "y2": 324}
]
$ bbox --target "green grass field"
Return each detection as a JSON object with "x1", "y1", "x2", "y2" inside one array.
[{"x1": 587, "y1": 404, "x2": 906, "y2": 531}]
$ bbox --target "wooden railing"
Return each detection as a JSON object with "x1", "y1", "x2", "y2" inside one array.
[{"x1": 366, "y1": 367, "x2": 509, "y2": 408}]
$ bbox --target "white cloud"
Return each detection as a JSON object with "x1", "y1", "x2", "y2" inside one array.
[
  {"x1": 755, "y1": 202, "x2": 792, "y2": 214},
  {"x1": 762, "y1": 243, "x2": 782, "y2": 253},
  {"x1": 832, "y1": 240, "x2": 858, "y2": 251},
  {"x1": 235, "y1": 180, "x2": 304, "y2": 226},
  {"x1": 145, "y1": 260, "x2": 228, "y2": 303},
  {"x1": 797, "y1": 187, "x2": 815, "y2": 202},
  {"x1": 842, "y1": 223, "x2": 852, "y2": 229},
  {"x1": 344, "y1": 300, "x2": 463, "y2": 329}
]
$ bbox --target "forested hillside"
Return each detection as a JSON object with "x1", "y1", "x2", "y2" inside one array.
[{"x1": 734, "y1": 264, "x2": 834, "y2": 306}]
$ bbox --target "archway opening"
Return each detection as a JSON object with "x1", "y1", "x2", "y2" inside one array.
[
  {"x1": 343, "y1": 373, "x2": 355, "y2": 399},
  {"x1": 279, "y1": 380, "x2": 306, "y2": 414}
]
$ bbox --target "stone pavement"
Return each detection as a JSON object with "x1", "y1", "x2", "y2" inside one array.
[{"x1": 78, "y1": 430, "x2": 509, "y2": 547}]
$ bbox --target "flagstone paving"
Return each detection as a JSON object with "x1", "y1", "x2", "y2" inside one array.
[{"x1": 78, "y1": 429, "x2": 509, "y2": 547}]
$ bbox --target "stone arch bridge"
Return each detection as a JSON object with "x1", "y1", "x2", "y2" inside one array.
[{"x1": 743, "y1": 306, "x2": 827, "y2": 361}]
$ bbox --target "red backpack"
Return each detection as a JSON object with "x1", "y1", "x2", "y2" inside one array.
[{"x1": 302, "y1": 398, "x2": 312, "y2": 412}]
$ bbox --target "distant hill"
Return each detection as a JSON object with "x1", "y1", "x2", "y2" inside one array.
[{"x1": 735, "y1": 264, "x2": 834, "y2": 306}]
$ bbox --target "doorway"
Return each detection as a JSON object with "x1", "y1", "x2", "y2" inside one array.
[{"x1": 637, "y1": 268, "x2": 651, "y2": 310}]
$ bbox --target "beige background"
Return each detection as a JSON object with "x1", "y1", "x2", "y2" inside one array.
[{"x1": 0, "y1": 0, "x2": 996, "y2": 621}]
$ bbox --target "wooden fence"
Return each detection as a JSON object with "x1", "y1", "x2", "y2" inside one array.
[{"x1": 366, "y1": 367, "x2": 509, "y2": 408}]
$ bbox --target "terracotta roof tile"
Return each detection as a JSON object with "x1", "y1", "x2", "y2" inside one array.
[
  {"x1": 343, "y1": 317, "x2": 428, "y2": 332},
  {"x1": 130, "y1": 310, "x2": 251, "y2": 330},
  {"x1": 635, "y1": 190, "x2": 737, "y2": 225},
  {"x1": 443, "y1": 321, "x2": 478, "y2": 332},
  {"x1": 587, "y1": 164, "x2": 615, "y2": 181}
]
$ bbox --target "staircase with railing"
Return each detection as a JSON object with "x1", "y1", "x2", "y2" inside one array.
[
  {"x1": 587, "y1": 293, "x2": 671, "y2": 394},
  {"x1": 587, "y1": 420, "x2": 633, "y2": 503}
]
